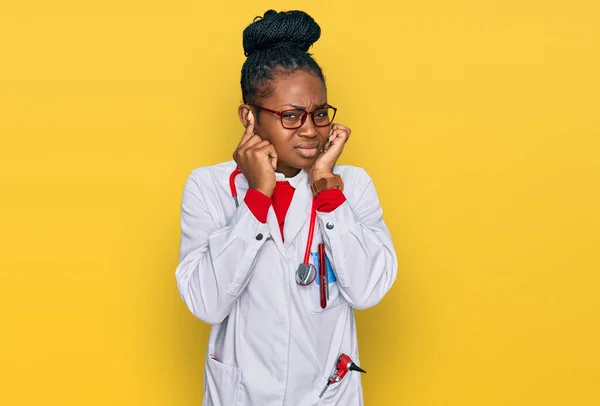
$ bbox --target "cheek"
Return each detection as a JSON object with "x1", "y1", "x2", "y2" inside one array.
[
  {"x1": 317, "y1": 128, "x2": 330, "y2": 143},
  {"x1": 259, "y1": 126, "x2": 293, "y2": 149},
  {"x1": 255, "y1": 121, "x2": 275, "y2": 142}
]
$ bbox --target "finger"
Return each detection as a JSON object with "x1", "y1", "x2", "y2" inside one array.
[
  {"x1": 246, "y1": 140, "x2": 271, "y2": 157},
  {"x1": 239, "y1": 110, "x2": 255, "y2": 147},
  {"x1": 235, "y1": 134, "x2": 262, "y2": 162},
  {"x1": 330, "y1": 128, "x2": 350, "y2": 145},
  {"x1": 320, "y1": 130, "x2": 348, "y2": 161},
  {"x1": 251, "y1": 139, "x2": 272, "y2": 150},
  {"x1": 331, "y1": 123, "x2": 351, "y2": 133},
  {"x1": 256, "y1": 144, "x2": 278, "y2": 170},
  {"x1": 239, "y1": 134, "x2": 263, "y2": 152},
  {"x1": 327, "y1": 130, "x2": 340, "y2": 147},
  {"x1": 267, "y1": 144, "x2": 278, "y2": 171},
  {"x1": 322, "y1": 135, "x2": 331, "y2": 153},
  {"x1": 332, "y1": 124, "x2": 351, "y2": 136}
]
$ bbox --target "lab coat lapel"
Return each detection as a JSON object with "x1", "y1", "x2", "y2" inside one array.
[
  {"x1": 283, "y1": 176, "x2": 312, "y2": 248},
  {"x1": 266, "y1": 208, "x2": 285, "y2": 254}
]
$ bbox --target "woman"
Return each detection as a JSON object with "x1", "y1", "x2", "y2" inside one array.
[{"x1": 175, "y1": 9, "x2": 398, "y2": 406}]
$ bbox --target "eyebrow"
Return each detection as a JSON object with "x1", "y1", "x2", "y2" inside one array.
[{"x1": 285, "y1": 103, "x2": 328, "y2": 110}]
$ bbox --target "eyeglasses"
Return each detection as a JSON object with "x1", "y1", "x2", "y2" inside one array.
[{"x1": 250, "y1": 104, "x2": 337, "y2": 130}]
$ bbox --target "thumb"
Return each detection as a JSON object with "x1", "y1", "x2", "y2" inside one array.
[{"x1": 267, "y1": 144, "x2": 278, "y2": 171}]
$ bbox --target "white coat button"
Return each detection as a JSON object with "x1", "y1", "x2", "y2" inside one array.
[
  {"x1": 256, "y1": 233, "x2": 264, "y2": 240},
  {"x1": 326, "y1": 222, "x2": 334, "y2": 230}
]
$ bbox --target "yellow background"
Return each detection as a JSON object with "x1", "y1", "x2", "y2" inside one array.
[{"x1": 1, "y1": 1, "x2": 599, "y2": 405}]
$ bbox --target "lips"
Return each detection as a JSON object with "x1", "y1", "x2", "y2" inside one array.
[{"x1": 295, "y1": 143, "x2": 320, "y2": 158}]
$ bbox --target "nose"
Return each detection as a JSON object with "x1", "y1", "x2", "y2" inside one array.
[{"x1": 297, "y1": 113, "x2": 318, "y2": 138}]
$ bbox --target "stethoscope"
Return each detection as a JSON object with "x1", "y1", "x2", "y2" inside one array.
[{"x1": 229, "y1": 167, "x2": 318, "y2": 286}]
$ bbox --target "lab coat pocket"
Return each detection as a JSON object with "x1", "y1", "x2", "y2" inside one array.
[
  {"x1": 203, "y1": 355, "x2": 241, "y2": 406},
  {"x1": 300, "y1": 253, "x2": 346, "y2": 314},
  {"x1": 317, "y1": 353, "x2": 361, "y2": 405},
  {"x1": 318, "y1": 371, "x2": 360, "y2": 405}
]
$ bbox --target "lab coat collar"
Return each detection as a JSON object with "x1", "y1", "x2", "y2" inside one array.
[
  {"x1": 275, "y1": 169, "x2": 307, "y2": 189},
  {"x1": 222, "y1": 161, "x2": 312, "y2": 250},
  {"x1": 221, "y1": 161, "x2": 309, "y2": 191}
]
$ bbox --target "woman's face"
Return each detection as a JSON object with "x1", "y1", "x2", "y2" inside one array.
[{"x1": 242, "y1": 70, "x2": 330, "y2": 178}]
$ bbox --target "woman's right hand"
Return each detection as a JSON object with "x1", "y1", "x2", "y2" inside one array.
[{"x1": 233, "y1": 110, "x2": 278, "y2": 198}]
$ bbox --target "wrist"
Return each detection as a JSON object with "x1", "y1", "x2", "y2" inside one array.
[
  {"x1": 310, "y1": 173, "x2": 344, "y2": 196},
  {"x1": 310, "y1": 170, "x2": 334, "y2": 183},
  {"x1": 244, "y1": 189, "x2": 271, "y2": 223},
  {"x1": 253, "y1": 186, "x2": 274, "y2": 198}
]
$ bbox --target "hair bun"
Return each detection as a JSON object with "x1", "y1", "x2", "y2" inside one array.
[{"x1": 243, "y1": 10, "x2": 321, "y2": 57}]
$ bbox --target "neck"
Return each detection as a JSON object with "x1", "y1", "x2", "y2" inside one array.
[{"x1": 276, "y1": 164, "x2": 302, "y2": 178}]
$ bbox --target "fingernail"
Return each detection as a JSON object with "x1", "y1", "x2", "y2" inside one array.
[{"x1": 247, "y1": 110, "x2": 253, "y2": 121}]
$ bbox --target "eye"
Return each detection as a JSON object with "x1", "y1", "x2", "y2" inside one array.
[{"x1": 282, "y1": 111, "x2": 303, "y2": 121}]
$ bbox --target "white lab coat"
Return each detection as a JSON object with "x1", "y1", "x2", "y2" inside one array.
[{"x1": 175, "y1": 160, "x2": 398, "y2": 406}]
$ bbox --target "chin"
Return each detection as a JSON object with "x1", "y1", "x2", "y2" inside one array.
[
  {"x1": 278, "y1": 157, "x2": 315, "y2": 177},
  {"x1": 296, "y1": 157, "x2": 318, "y2": 170}
]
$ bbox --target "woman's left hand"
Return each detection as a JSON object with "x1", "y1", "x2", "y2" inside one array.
[{"x1": 309, "y1": 123, "x2": 351, "y2": 182}]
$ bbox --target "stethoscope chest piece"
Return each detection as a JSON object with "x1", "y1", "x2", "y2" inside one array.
[
  {"x1": 230, "y1": 167, "x2": 319, "y2": 287},
  {"x1": 295, "y1": 263, "x2": 317, "y2": 286}
]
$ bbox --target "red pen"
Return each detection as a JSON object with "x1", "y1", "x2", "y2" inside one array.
[{"x1": 319, "y1": 243, "x2": 327, "y2": 309}]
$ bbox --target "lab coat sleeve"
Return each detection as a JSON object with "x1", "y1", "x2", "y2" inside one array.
[
  {"x1": 175, "y1": 171, "x2": 270, "y2": 324},
  {"x1": 317, "y1": 168, "x2": 398, "y2": 310}
]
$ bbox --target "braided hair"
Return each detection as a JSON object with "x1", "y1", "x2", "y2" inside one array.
[{"x1": 240, "y1": 10, "x2": 326, "y2": 107}]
